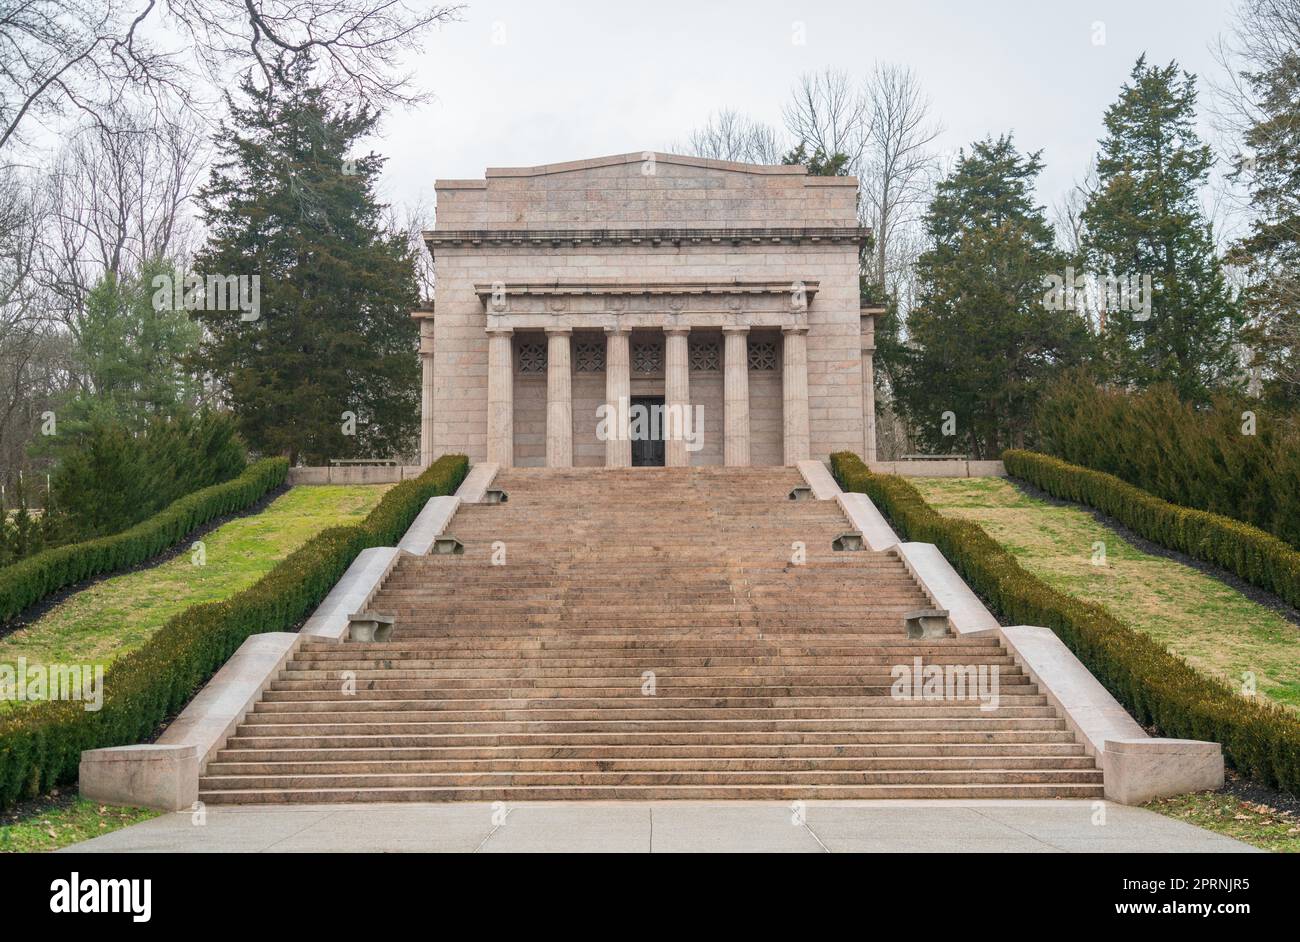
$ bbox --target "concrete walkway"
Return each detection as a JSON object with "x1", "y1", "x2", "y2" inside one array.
[{"x1": 62, "y1": 800, "x2": 1257, "y2": 853}]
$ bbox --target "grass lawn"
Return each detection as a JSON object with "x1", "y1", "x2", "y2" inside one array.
[
  {"x1": 0, "y1": 485, "x2": 388, "y2": 706},
  {"x1": 1146, "y1": 791, "x2": 1300, "y2": 853},
  {"x1": 0, "y1": 795, "x2": 158, "y2": 852},
  {"x1": 910, "y1": 477, "x2": 1300, "y2": 712}
]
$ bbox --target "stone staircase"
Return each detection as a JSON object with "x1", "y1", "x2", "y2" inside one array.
[{"x1": 199, "y1": 467, "x2": 1103, "y2": 802}]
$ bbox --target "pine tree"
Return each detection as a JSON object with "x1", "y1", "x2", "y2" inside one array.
[
  {"x1": 894, "y1": 136, "x2": 1091, "y2": 458},
  {"x1": 1081, "y1": 56, "x2": 1242, "y2": 401},
  {"x1": 193, "y1": 54, "x2": 420, "y2": 464},
  {"x1": 67, "y1": 257, "x2": 203, "y2": 430},
  {"x1": 781, "y1": 142, "x2": 852, "y2": 177},
  {"x1": 1228, "y1": 50, "x2": 1300, "y2": 409}
]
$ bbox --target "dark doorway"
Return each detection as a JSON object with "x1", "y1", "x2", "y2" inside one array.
[{"x1": 630, "y1": 396, "x2": 666, "y2": 467}]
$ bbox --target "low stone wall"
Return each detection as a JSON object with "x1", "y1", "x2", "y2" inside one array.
[
  {"x1": 869, "y1": 459, "x2": 1006, "y2": 478},
  {"x1": 287, "y1": 465, "x2": 424, "y2": 485}
]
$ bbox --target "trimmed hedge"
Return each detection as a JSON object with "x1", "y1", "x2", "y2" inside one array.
[
  {"x1": 1004, "y1": 449, "x2": 1300, "y2": 612},
  {"x1": 831, "y1": 450, "x2": 1300, "y2": 795},
  {"x1": 1035, "y1": 375, "x2": 1300, "y2": 549},
  {"x1": 0, "y1": 457, "x2": 290, "y2": 624},
  {"x1": 0, "y1": 453, "x2": 468, "y2": 807}
]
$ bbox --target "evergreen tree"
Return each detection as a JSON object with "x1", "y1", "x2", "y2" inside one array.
[
  {"x1": 66, "y1": 257, "x2": 203, "y2": 429},
  {"x1": 1081, "y1": 56, "x2": 1242, "y2": 401},
  {"x1": 781, "y1": 142, "x2": 852, "y2": 177},
  {"x1": 193, "y1": 54, "x2": 420, "y2": 464},
  {"x1": 1227, "y1": 50, "x2": 1300, "y2": 409},
  {"x1": 895, "y1": 136, "x2": 1091, "y2": 458}
]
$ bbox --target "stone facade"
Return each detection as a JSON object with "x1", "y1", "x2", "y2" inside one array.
[{"x1": 414, "y1": 152, "x2": 880, "y2": 467}]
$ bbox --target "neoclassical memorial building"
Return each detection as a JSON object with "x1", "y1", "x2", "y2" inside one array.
[{"x1": 412, "y1": 152, "x2": 880, "y2": 468}]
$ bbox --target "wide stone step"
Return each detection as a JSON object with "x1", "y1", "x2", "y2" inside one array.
[
  {"x1": 198, "y1": 782, "x2": 1106, "y2": 803},
  {"x1": 268, "y1": 680, "x2": 1035, "y2": 697},
  {"x1": 199, "y1": 768, "x2": 1104, "y2": 790},
  {"x1": 296, "y1": 640, "x2": 997, "y2": 656},
  {"x1": 205, "y1": 755, "x2": 1100, "y2": 776},
  {"x1": 286, "y1": 655, "x2": 1017, "y2": 670},
  {"x1": 215, "y1": 741, "x2": 1088, "y2": 762},
  {"x1": 220, "y1": 728, "x2": 1083, "y2": 748},
  {"x1": 234, "y1": 717, "x2": 1069, "y2": 736},
  {"x1": 300, "y1": 636, "x2": 994, "y2": 653},
  {"x1": 256, "y1": 693, "x2": 1045, "y2": 710}
]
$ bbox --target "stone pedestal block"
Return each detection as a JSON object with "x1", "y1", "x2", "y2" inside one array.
[
  {"x1": 1103, "y1": 738, "x2": 1225, "y2": 805},
  {"x1": 80, "y1": 745, "x2": 198, "y2": 813}
]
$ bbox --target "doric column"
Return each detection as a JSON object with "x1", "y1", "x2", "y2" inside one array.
[
  {"x1": 604, "y1": 326, "x2": 632, "y2": 468},
  {"x1": 663, "y1": 326, "x2": 691, "y2": 467},
  {"x1": 418, "y1": 315, "x2": 435, "y2": 467},
  {"x1": 486, "y1": 327, "x2": 514, "y2": 467},
  {"x1": 722, "y1": 326, "x2": 750, "y2": 467},
  {"x1": 781, "y1": 326, "x2": 810, "y2": 465},
  {"x1": 861, "y1": 310, "x2": 879, "y2": 464},
  {"x1": 545, "y1": 327, "x2": 573, "y2": 467}
]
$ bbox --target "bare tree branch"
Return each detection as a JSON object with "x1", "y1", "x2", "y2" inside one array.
[{"x1": 0, "y1": 0, "x2": 463, "y2": 152}]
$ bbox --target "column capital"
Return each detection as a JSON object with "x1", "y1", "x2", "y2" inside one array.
[
  {"x1": 721, "y1": 325, "x2": 750, "y2": 335},
  {"x1": 485, "y1": 325, "x2": 514, "y2": 337},
  {"x1": 545, "y1": 326, "x2": 573, "y2": 336},
  {"x1": 604, "y1": 324, "x2": 633, "y2": 336},
  {"x1": 781, "y1": 325, "x2": 810, "y2": 336},
  {"x1": 663, "y1": 325, "x2": 691, "y2": 336}
]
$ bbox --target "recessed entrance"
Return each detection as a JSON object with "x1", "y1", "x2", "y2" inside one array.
[{"x1": 630, "y1": 396, "x2": 666, "y2": 467}]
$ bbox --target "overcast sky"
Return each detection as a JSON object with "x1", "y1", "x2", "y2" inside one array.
[{"x1": 369, "y1": 0, "x2": 1241, "y2": 228}]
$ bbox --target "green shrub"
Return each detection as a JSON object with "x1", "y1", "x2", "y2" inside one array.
[
  {"x1": 831, "y1": 450, "x2": 1300, "y2": 795},
  {"x1": 1035, "y1": 373, "x2": 1300, "y2": 549},
  {"x1": 0, "y1": 454, "x2": 468, "y2": 807},
  {"x1": 0, "y1": 458, "x2": 289, "y2": 624},
  {"x1": 1003, "y1": 449, "x2": 1300, "y2": 612},
  {"x1": 48, "y1": 410, "x2": 249, "y2": 542}
]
